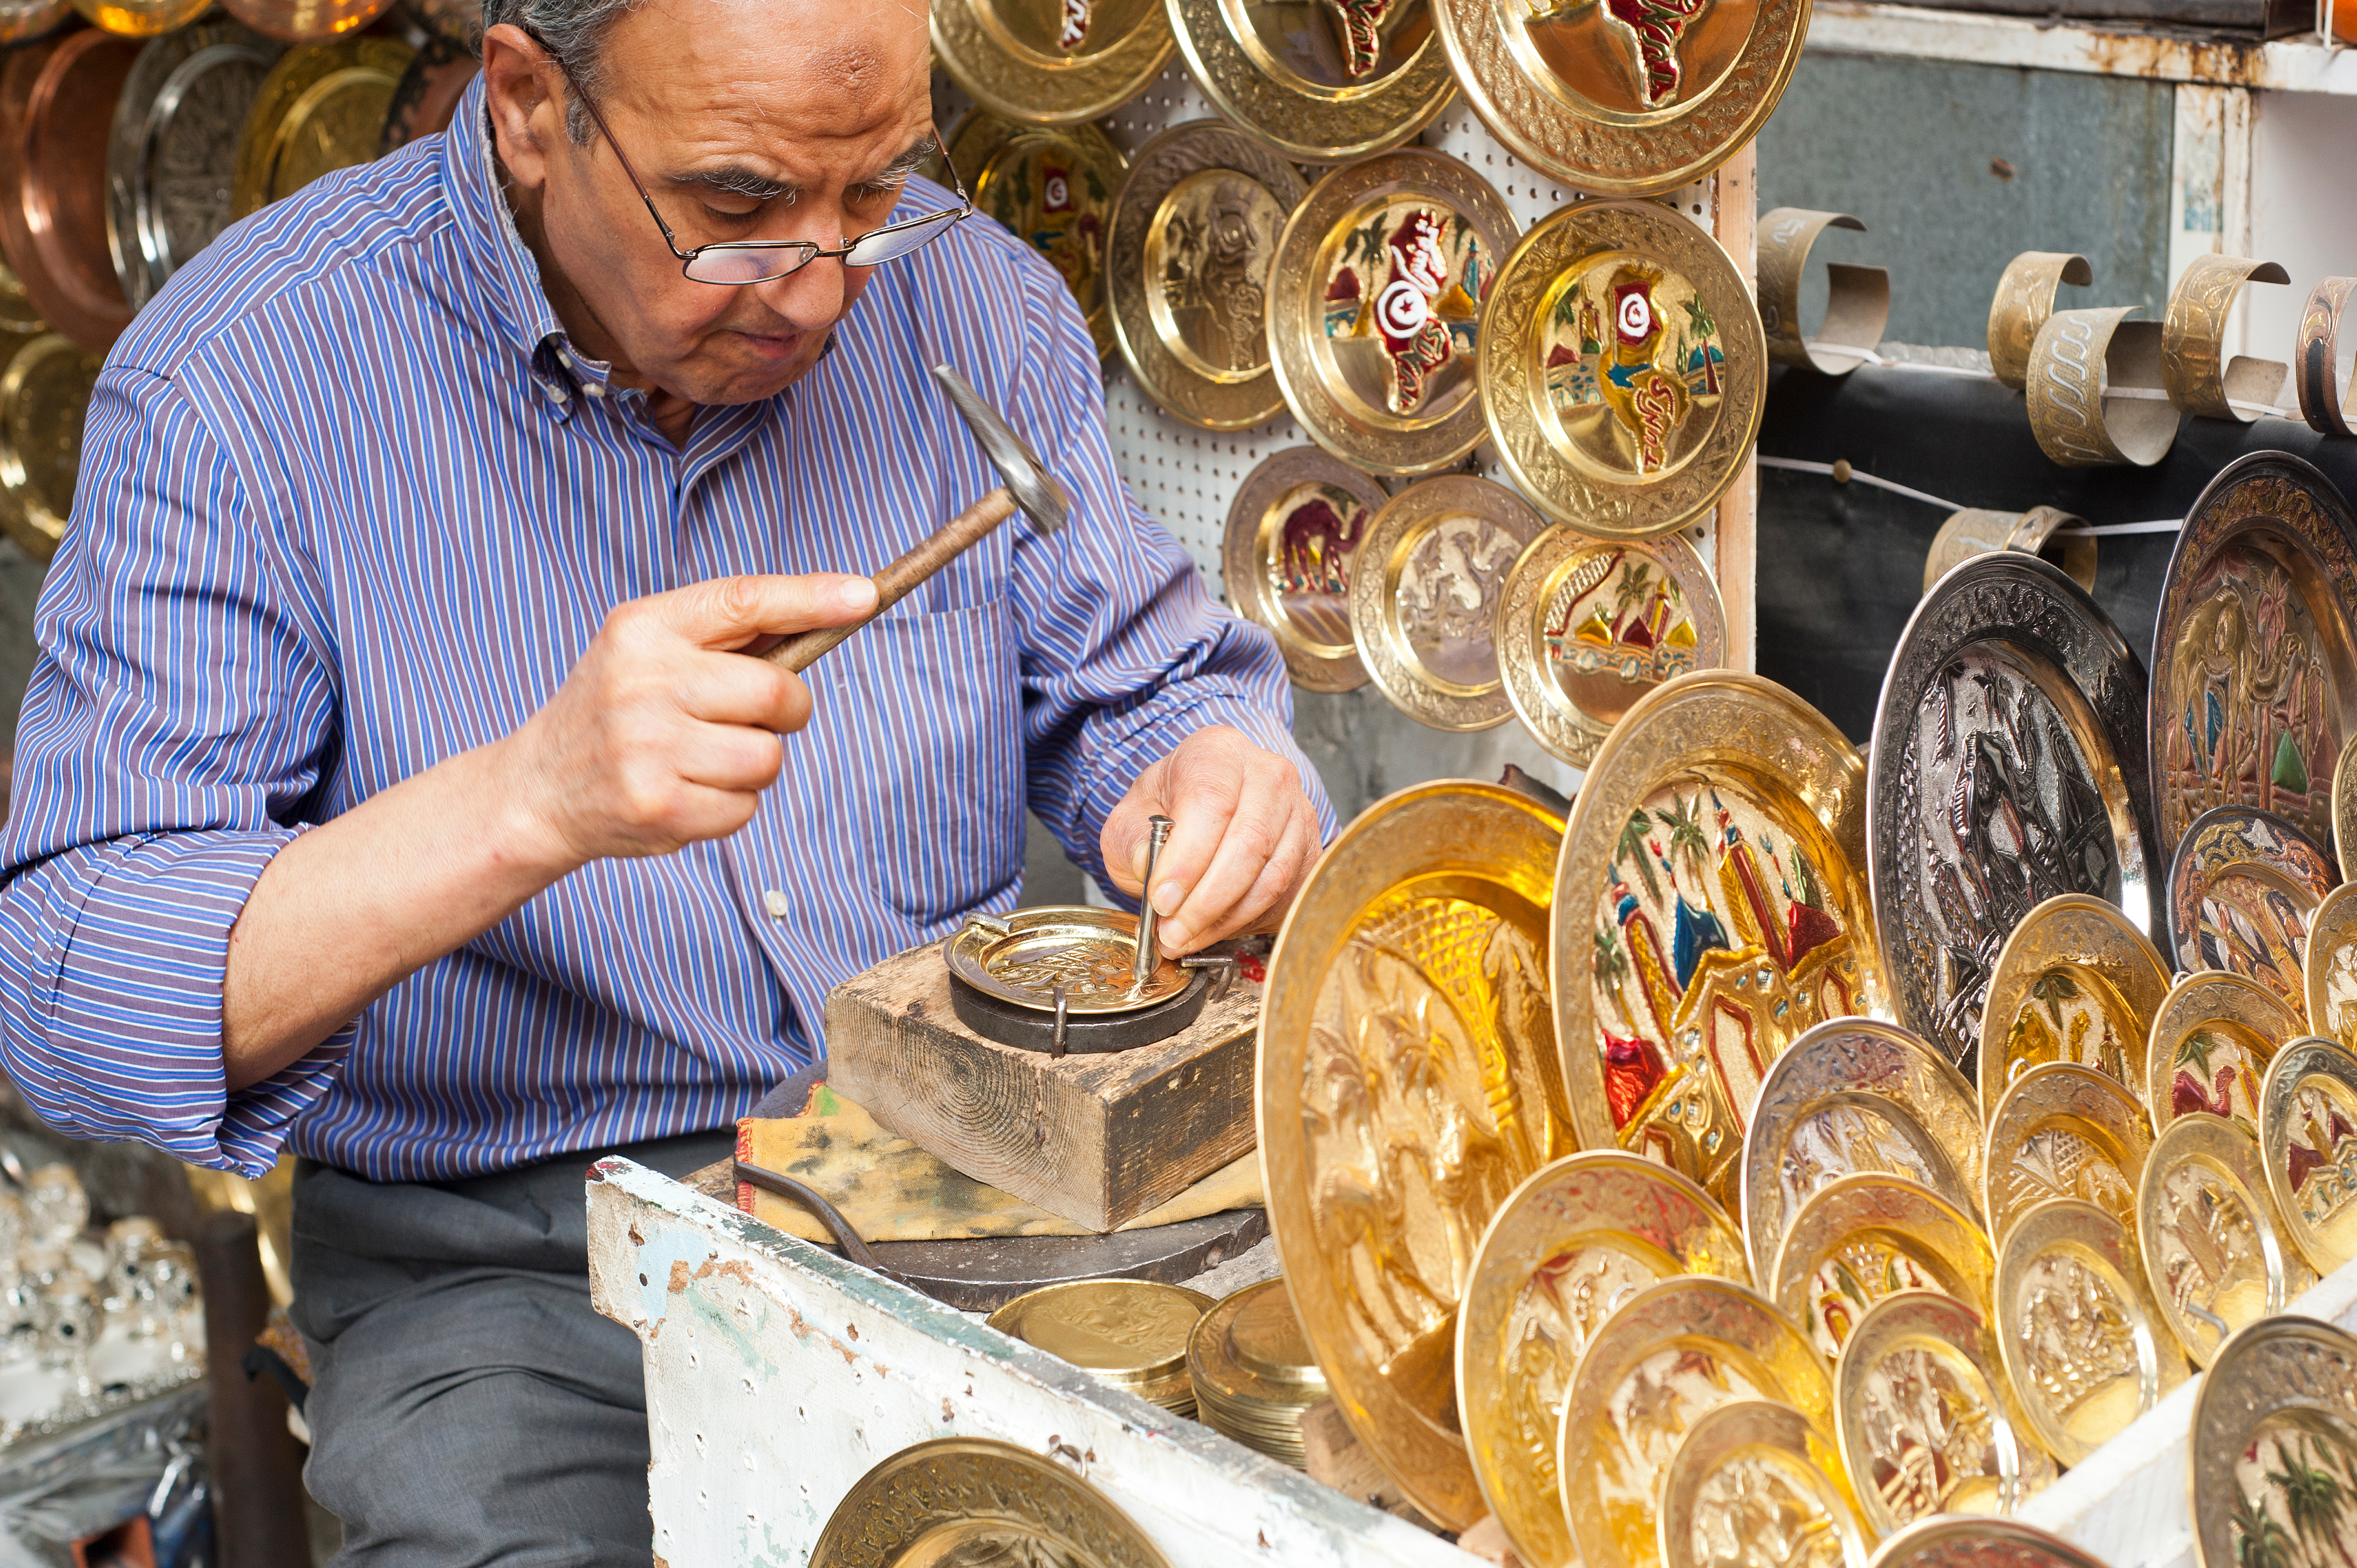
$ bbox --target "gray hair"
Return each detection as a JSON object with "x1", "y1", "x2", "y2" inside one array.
[{"x1": 479, "y1": 0, "x2": 647, "y2": 143}]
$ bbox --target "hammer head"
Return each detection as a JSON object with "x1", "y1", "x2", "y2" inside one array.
[{"x1": 932, "y1": 364, "x2": 1069, "y2": 534}]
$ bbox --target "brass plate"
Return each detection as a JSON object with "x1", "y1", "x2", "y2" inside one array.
[
  {"x1": 0, "y1": 333, "x2": 101, "y2": 564},
  {"x1": 2187, "y1": 1316, "x2": 2357, "y2": 1568},
  {"x1": 108, "y1": 22, "x2": 283, "y2": 311},
  {"x1": 949, "y1": 112, "x2": 1127, "y2": 365},
  {"x1": 2311, "y1": 882, "x2": 2357, "y2": 1055},
  {"x1": 2338, "y1": 730, "x2": 2357, "y2": 881},
  {"x1": 1259, "y1": 780, "x2": 1571, "y2": 1530},
  {"x1": 0, "y1": 261, "x2": 45, "y2": 336},
  {"x1": 1920, "y1": 506, "x2": 2096, "y2": 598},
  {"x1": 230, "y1": 36, "x2": 413, "y2": 220},
  {"x1": 220, "y1": 0, "x2": 396, "y2": 43},
  {"x1": 1430, "y1": 0, "x2": 1806, "y2": 197},
  {"x1": 0, "y1": 0, "x2": 69, "y2": 46},
  {"x1": 946, "y1": 907, "x2": 1188, "y2": 1014},
  {"x1": 1497, "y1": 525, "x2": 1726, "y2": 769},
  {"x1": 2166, "y1": 805, "x2": 2338, "y2": 1010},
  {"x1": 1992, "y1": 1196, "x2": 2187, "y2": 1466},
  {"x1": 1740, "y1": 1018, "x2": 1983, "y2": 1287},
  {"x1": 1346, "y1": 474, "x2": 1547, "y2": 731},
  {"x1": 376, "y1": 34, "x2": 476, "y2": 155},
  {"x1": 1105, "y1": 121, "x2": 1308, "y2": 431},
  {"x1": 1866, "y1": 550, "x2": 2158, "y2": 1080},
  {"x1": 1266, "y1": 149, "x2": 1516, "y2": 475},
  {"x1": 1657, "y1": 1399, "x2": 1870, "y2": 1568},
  {"x1": 1480, "y1": 199, "x2": 1764, "y2": 539},
  {"x1": 1458, "y1": 1151, "x2": 1748, "y2": 1568},
  {"x1": 1186, "y1": 1280, "x2": 1325, "y2": 1465},
  {"x1": 1220, "y1": 446, "x2": 1386, "y2": 693},
  {"x1": 984, "y1": 1280, "x2": 1212, "y2": 1384},
  {"x1": 1867, "y1": 1515, "x2": 2111, "y2": 1568},
  {"x1": 1982, "y1": 1062, "x2": 2154, "y2": 1249},
  {"x1": 1832, "y1": 1290, "x2": 2055, "y2": 1536},
  {"x1": 934, "y1": 0, "x2": 1174, "y2": 124},
  {"x1": 1977, "y1": 894, "x2": 2171, "y2": 1118},
  {"x1": 0, "y1": 30, "x2": 141, "y2": 354},
  {"x1": 2137, "y1": 1111, "x2": 2313, "y2": 1369},
  {"x1": 809, "y1": 1436, "x2": 1173, "y2": 1568},
  {"x1": 2149, "y1": 450, "x2": 2357, "y2": 865},
  {"x1": 1768, "y1": 1172, "x2": 1993, "y2": 1361},
  {"x1": 1557, "y1": 1277, "x2": 1835, "y2": 1568},
  {"x1": 72, "y1": 0, "x2": 208, "y2": 38},
  {"x1": 2151, "y1": 970, "x2": 2301, "y2": 1136},
  {"x1": 1558, "y1": 673, "x2": 1891, "y2": 1204},
  {"x1": 2260, "y1": 1035, "x2": 2357, "y2": 1277},
  {"x1": 1169, "y1": 0, "x2": 1453, "y2": 161}
]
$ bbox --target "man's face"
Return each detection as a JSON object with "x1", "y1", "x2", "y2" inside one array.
[{"x1": 484, "y1": 0, "x2": 934, "y2": 407}]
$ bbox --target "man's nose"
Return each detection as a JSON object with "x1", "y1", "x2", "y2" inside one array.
[{"x1": 753, "y1": 253, "x2": 851, "y2": 327}]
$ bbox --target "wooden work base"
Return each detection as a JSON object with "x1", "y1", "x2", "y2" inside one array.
[{"x1": 824, "y1": 939, "x2": 1261, "y2": 1233}]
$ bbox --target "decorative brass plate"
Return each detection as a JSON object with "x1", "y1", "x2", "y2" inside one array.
[
  {"x1": 1559, "y1": 673, "x2": 1891, "y2": 1204},
  {"x1": 986, "y1": 1279, "x2": 1212, "y2": 1411},
  {"x1": 221, "y1": 0, "x2": 397, "y2": 43},
  {"x1": 1740, "y1": 1018, "x2": 1982, "y2": 1286},
  {"x1": 934, "y1": 0, "x2": 1174, "y2": 124},
  {"x1": 2149, "y1": 450, "x2": 2357, "y2": 865},
  {"x1": 2151, "y1": 970, "x2": 2301, "y2": 1136},
  {"x1": 2259, "y1": 1035, "x2": 2357, "y2": 1277},
  {"x1": 1169, "y1": 0, "x2": 1453, "y2": 162},
  {"x1": 949, "y1": 111, "x2": 1127, "y2": 365},
  {"x1": 1105, "y1": 121, "x2": 1308, "y2": 431},
  {"x1": 0, "y1": 333, "x2": 102, "y2": 564},
  {"x1": 1557, "y1": 1277, "x2": 1835, "y2": 1568},
  {"x1": 2187, "y1": 1316, "x2": 2357, "y2": 1568},
  {"x1": 1497, "y1": 525, "x2": 1726, "y2": 769},
  {"x1": 2137, "y1": 1111, "x2": 2313, "y2": 1369},
  {"x1": 1457, "y1": 1151, "x2": 1748, "y2": 1568},
  {"x1": 2339, "y1": 731, "x2": 2357, "y2": 881},
  {"x1": 1832, "y1": 1290, "x2": 2055, "y2": 1536},
  {"x1": 1920, "y1": 506, "x2": 2096, "y2": 598},
  {"x1": 1768, "y1": 1172, "x2": 1993, "y2": 1361},
  {"x1": 1479, "y1": 199, "x2": 1764, "y2": 540},
  {"x1": 1186, "y1": 1280, "x2": 1326, "y2": 1465},
  {"x1": 72, "y1": 0, "x2": 208, "y2": 38},
  {"x1": 1259, "y1": 780, "x2": 1571, "y2": 1530},
  {"x1": 947, "y1": 907, "x2": 1187, "y2": 1014},
  {"x1": 1992, "y1": 1196, "x2": 2186, "y2": 1466},
  {"x1": 1982, "y1": 1062, "x2": 2153, "y2": 1249},
  {"x1": 1867, "y1": 1516, "x2": 2112, "y2": 1568},
  {"x1": 1221, "y1": 446, "x2": 1386, "y2": 693},
  {"x1": 2166, "y1": 805, "x2": 2337, "y2": 1010},
  {"x1": 1867, "y1": 550, "x2": 2157, "y2": 1080},
  {"x1": 0, "y1": 0, "x2": 69, "y2": 46},
  {"x1": 1346, "y1": 474, "x2": 1547, "y2": 730},
  {"x1": 0, "y1": 30, "x2": 140, "y2": 354},
  {"x1": 1977, "y1": 894, "x2": 2171, "y2": 1118},
  {"x1": 1657, "y1": 1399, "x2": 1869, "y2": 1568},
  {"x1": 2310, "y1": 883, "x2": 2357, "y2": 1057},
  {"x1": 231, "y1": 37, "x2": 414, "y2": 221},
  {"x1": 1430, "y1": 0, "x2": 1806, "y2": 197},
  {"x1": 1267, "y1": 149, "x2": 1515, "y2": 475},
  {"x1": 108, "y1": 23, "x2": 284, "y2": 311},
  {"x1": 809, "y1": 1436, "x2": 1174, "y2": 1568}
]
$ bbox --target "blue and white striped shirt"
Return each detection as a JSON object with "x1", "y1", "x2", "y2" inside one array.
[{"x1": 0, "y1": 81, "x2": 1329, "y2": 1183}]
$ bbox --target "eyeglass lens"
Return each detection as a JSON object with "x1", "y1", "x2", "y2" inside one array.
[{"x1": 679, "y1": 208, "x2": 967, "y2": 284}]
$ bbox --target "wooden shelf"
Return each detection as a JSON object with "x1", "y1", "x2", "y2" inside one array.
[{"x1": 1809, "y1": 0, "x2": 2357, "y2": 93}]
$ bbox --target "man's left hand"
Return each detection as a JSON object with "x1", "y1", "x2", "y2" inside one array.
[{"x1": 1100, "y1": 726, "x2": 1323, "y2": 958}]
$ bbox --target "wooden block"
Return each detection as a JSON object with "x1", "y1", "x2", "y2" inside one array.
[
  {"x1": 1299, "y1": 1397, "x2": 1438, "y2": 1529},
  {"x1": 1456, "y1": 1516, "x2": 1523, "y2": 1567},
  {"x1": 823, "y1": 938, "x2": 1260, "y2": 1232}
]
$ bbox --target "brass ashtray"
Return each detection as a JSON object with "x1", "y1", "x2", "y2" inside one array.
[
  {"x1": 987, "y1": 1279, "x2": 1212, "y2": 1416},
  {"x1": 944, "y1": 906, "x2": 1220, "y2": 1054}
]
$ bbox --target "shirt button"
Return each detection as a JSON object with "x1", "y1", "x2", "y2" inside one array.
[
  {"x1": 584, "y1": 382, "x2": 606, "y2": 399},
  {"x1": 763, "y1": 890, "x2": 789, "y2": 918}
]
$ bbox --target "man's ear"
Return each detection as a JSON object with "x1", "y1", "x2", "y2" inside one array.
[{"x1": 481, "y1": 22, "x2": 557, "y2": 190}]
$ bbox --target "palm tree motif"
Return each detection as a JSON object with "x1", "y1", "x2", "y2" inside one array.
[
  {"x1": 2179, "y1": 1029, "x2": 2221, "y2": 1077},
  {"x1": 1594, "y1": 926, "x2": 1631, "y2": 1019},
  {"x1": 1617, "y1": 808, "x2": 1660, "y2": 902},
  {"x1": 2236, "y1": 1488, "x2": 2299, "y2": 1568},
  {"x1": 1612, "y1": 561, "x2": 1657, "y2": 628},
  {"x1": 1664, "y1": 792, "x2": 1713, "y2": 888},
  {"x1": 2267, "y1": 1437, "x2": 2357, "y2": 1568},
  {"x1": 2031, "y1": 970, "x2": 2082, "y2": 1031}
]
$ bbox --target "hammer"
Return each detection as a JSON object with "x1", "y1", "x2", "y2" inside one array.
[{"x1": 762, "y1": 364, "x2": 1069, "y2": 673}]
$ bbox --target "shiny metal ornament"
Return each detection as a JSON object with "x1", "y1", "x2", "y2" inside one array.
[
  {"x1": 1986, "y1": 250, "x2": 2091, "y2": 393},
  {"x1": 1982, "y1": 1062, "x2": 2153, "y2": 1250},
  {"x1": 1920, "y1": 505, "x2": 2095, "y2": 598},
  {"x1": 1867, "y1": 551, "x2": 2157, "y2": 1082},
  {"x1": 230, "y1": 36, "x2": 413, "y2": 220},
  {"x1": 1267, "y1": 149, "x2": 1515, "y2": 476},
  {"x1": 949, "y1": 111, "x2": 1127, "y2": 366},
  {"x1": 1457, "y1": 1152, "x2": 1748, "y2": 1568},
  {"x1": 2188, "y1": 1316, "x2": 2357, "y2": 1568},
  {"x1": 377, "y1": 35, "x2": 475, "y2": 154},
  {"x1": 392, "y1": 0, "x2": 475, "y2": 48},
  {"x1": 1976, "y1": 894, "x2": 2170, "y2": 1121},
  {"x1": 1556, "y1": 673, "x2": 1891, "y2": 1205},
  {"x1": 2136, "y1": 1111, "x2": 2312, "y2": 1369},
  {"x1": 936, "y1": 0, "x2": 1173, "y2": 124},
  {"x1": 0, "y1": 263, "x2": 43, "y2": 340},
  {"x1": 0, "y1": 333, "x2": 102, "y2": 563},
  {"x1": 1657, "y1": 1400, "x2": 1870, "y2": 1568},
  {"x1": 1497, "y1": 525, "x2": 1725, "y2": 769},
  {"x1": 2151, "y1": 970, "x2": 2301, "y2": 1137},
  {"x1": 2338, "y1": 731, "x2": 2357, "y2": 881},
  {"x1": 1869, "y1": 1518, "x2": 2111, "y2": 1568},
  {"x1": 2166, "y1": 805, "x2": 2337, "y2": 1011},
  {"x1": 2150, "y1": 450, "x2": 2357, "y2": 865},
  {"x1": 947, "y1": 907, "x2": 1191, "y2": 1014},
  {"x1": 108, "y1": 22, "x2": 284, "y2": 311},
  {"x1": 1185, "y1": 1280, "x2": 1327, "y2": 1466},
  {"x1": 0, "y1": 30, "x2": 141, "y2": 354},
  {"x1": 221, "y1": 0, "x2": 395, "y2": 43},
  {"x1": 985, "y1": 1279, "x2": 1211, "y2": 1414},
  {"x1": 0, "y1": 0, "x2": 69, "y2": 45},
  {"x1": 1479, "y1": 199, "x2": 1764, "y2": 539},
  {"x1": 1106, "y1": 121, "x2": 1308, "y2": 431},
  {"x1": 1259, "y1": 780, "x2": 1570, "y2": 1531},
  {"x1": 1219, "y1": 446, "x2": 1386, "y2": 693},
  {"x1": 2259, "y1": 1035, "x2": 2357, "y2": 1277},
  {"x1": 1768, "y1": 1172, "x2": 1992, "y2": 1363},
  {"x1": 1168, "y1": 0, "x2": 1452, "y2": 161},
  {"x1": 2308, "y1": 882, "x2": 2357, "y2": 1055},
  {"x1": 72, "y1": 0, "x2": 208, "y2": 37},
  {"x1": 809, "y1": 1436, "x2": 1175, "y2": 1568}
]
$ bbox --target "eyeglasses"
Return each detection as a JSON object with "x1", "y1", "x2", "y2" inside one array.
[{"x1": 534, "y1": 40, "x2": 972, "y2": 286}]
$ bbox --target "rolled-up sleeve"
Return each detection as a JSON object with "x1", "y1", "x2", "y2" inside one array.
[{"x1": 0, "y1": 365, "x2": 349, "y2": 1176}]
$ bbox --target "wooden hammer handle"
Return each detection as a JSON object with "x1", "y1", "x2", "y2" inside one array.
[{"x1": 763, "y1": 486, "x2": 1018, "y2": 673}]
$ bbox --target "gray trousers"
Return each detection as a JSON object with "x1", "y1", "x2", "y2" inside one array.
[{"x1": 288, "y1": 1131, "x2": 734, "y2": 1567}]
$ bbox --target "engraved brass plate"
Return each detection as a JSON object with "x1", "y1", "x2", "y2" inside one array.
[
  {"x1": 2187, "y1": 1316, "x2": 2357, "y2": 1568},
  {"x1": 1559, "y1": 673, "x2": 1891, "y2": 1205},
  {"x1": 1982, "y1": 1062, "x2": 2153, "y2": 1249},
  {"x1": 1260, "y1": 780, "x2": 1571, "y2": 1530},
  {"x1": 1768, "y1": 1172, "x2": 1992, "y2": 1361},
  {"x1": 932, "y1": 0, "x2": 1173, "y2": 124},
  {"x1": 0, "y1": 332, "x2": 101, "y2": 565},
  {"x1": 809, "y1": 1435, "x2": 1174, "y2": 1568},
  {"x1": 1977, "y1": 894, "x2": 2170, "y2": 1119},
  {"x1": 1497, "y1": 525, "x2": 1726, "y2": 769},
  {"x1": 2260, "y1": 1035, "x2": 2357, "y2": 1278},
  {"x1": 108, "y1": 22, "x2": 283, "y2": 310},
  {"x1": 1267, "y1": 149, "x2": 1516, "y2": 476},
  {"x1": 2166, "y1": 805, "x2": 2338, "y2": 1010},
  {"x1": 949, "y1": 112, "x2": 1127, "y2": 365},
  {"x1": 1657, "y1": 1399, "x2": 1870, "y2": 1568},
  {"x1": 1832, "y1": 1290, "x2": 2055, "y2": 1537},
  {"x1": 1220, "y1": 445, "x2": 1387, "y2": 693},
  {"x1": 1186, "y1": 1280, "x2": 1326, "y2": 1466},
  {"x1": 2137, "y1": 1111, "x2": 2313, "y2": 1369},
  {"x1": 1170, "y1": 0, "x2": 1453, "y2": 162},
  {"x1": 1986, "y1": 250, "x2": 2091, "y2": 393},
  {"x1": 1866, "y1": 1518, "x2": 2111, "y2": 1568},
  {"x1": 1457, "y1": 1151, "x2": 1748, "y2": 1568},
  {"x1": 72, "y1": 0, "x2": 207, "y2": 40},
  {"x1": 2151, "y1": 970, "x2": 2301, "y2": 1137},
  {"x1": 986, "y1": 1279, "x2": 1211, "y2": 1411},
  {"x1": 1867, "y1": 551, "x2": 2157, "y2": 1080},
  {"x1": 2150, "y1": 450, "x2": 2357, "y2": 866},
  {"x1": 947, "y1": 907, "x2": 1189, "y2": 1014},
  {"x1": 231, "y1": 36, "x2": 413, "y2": 219},
  {"x1": 2311, "y1": 883, "x2": 2357, "y2": 1058}
]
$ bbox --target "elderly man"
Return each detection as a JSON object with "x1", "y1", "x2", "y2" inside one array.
[{"x1": 0, "y1": 0, "x2": 1331, "y2": 1553}]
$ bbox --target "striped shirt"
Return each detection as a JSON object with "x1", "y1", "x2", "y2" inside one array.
[{"x1": 0, "y1": 81, "x2": 1328, "y2": 1183}]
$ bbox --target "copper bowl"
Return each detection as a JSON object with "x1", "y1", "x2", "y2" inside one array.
[
  {"x1": 378, "y1": 35, "x2": 475, "y2": 155},
  {"x1": 0, "y1": 29, "x2": 141, "y2": 354}
]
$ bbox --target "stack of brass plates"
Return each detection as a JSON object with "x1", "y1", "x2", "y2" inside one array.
[
  {"x1": 985, "y1": 1279, "x2": 1213, "y2": 1416},
  {"x1": 1185, "y1": 1280, "x2": 1326, "y2": 1466},
  {"x1": 231, "y1": 36, "x2": 415, "y2": 219}
]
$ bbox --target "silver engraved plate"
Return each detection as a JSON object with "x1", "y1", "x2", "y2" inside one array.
[{"x1": 1867, "y1": 551, "x2": 2159, "y2": 1078}]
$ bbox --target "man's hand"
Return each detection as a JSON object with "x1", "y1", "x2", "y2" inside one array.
[{"x1": 1100, "y1": 726, "x2": 1322, "y2": 958}]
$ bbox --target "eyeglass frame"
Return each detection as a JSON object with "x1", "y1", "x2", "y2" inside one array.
[{"x1": 523, "y1": 31, "x2": 974, "y2": 286}]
